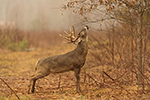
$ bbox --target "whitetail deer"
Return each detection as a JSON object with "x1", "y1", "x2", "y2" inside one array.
[{"x1": 28, "y1": 25, "x2": 89, "y2": 93}]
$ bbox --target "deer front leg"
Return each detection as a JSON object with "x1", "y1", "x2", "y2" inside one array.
[
  {"x1": 74, "y1": 68, "x2": 81, "y2": 93},
  {"x1": 28, "y1": 77, "x2": 37, "y2": 94}
]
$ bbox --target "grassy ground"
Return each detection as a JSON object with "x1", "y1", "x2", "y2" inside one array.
[{"x1": 0, "y1": 44, "x2": 150, "y2": 100}]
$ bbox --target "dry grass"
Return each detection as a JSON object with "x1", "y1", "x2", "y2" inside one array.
[
  {"x1": 0, "y1": 27, "x2": 150, "y2": 99},
  {"x1": 0, "y1": 26, "x2": 63, "y2": 51},
  {"x1": 0, "y1": 44, "x2": 149, "y2": 100},
  {"x1": 26, "y1": 30, "x2": 63, "y2": 48}
]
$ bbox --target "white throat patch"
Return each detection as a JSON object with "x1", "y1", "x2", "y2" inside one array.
[
  {"x1": 86, "y1": 36, "x2": 88, "y2": 42},
  {"x1": 74, "y1": 38, "x2": 81, "y2": 44}
]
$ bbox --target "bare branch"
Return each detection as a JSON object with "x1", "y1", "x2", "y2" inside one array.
[{"x1": 0, "y1": 78, "x2": 20, "y2": 100}]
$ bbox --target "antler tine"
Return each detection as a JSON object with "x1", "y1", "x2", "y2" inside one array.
[
  {"x1": 60, "y1": 25, "x2": 81, "y2": 43},
  {"x1": 60, "y1": 29, "x2": 74, "y2": 42},
  {"x1": 71, "y1": 25, "x2": 75, "y2": 38},
  {"x1": 68, "y1": 28, "x2": 73, "y2": 42},
  {"x1": 64, "y1": 30, "x2": 71, "y2": 37},
  {"x1": 69, "y1": 25, "x2": 80, "y2": 42},
  {"x1": 59, "y1": 34, "x2": 71, "y2": 41}
]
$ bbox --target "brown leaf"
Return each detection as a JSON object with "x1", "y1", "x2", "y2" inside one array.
[
  {"x1": 94, "y1": 3, "x2": 98, "y2": 7},
  {"x1": 99, "y1": 0, "x2": 103, "y2": 4},
  {"x1": 84, "y1": 17, "x2": 88, "y2": 21},
  {"x1": 88, "y1": 9, "x2": 91, "y2": 12},
  {"x1": 106, "y1": 6, "x2": 110, "y2": 11},
  {"x1": 90, "y1": 0, "x2": 94, "y2": 3}
]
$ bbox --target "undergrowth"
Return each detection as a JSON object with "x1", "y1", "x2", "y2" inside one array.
[{"x1": 0, "y1": 34, "x2": 29, "y2": 51}]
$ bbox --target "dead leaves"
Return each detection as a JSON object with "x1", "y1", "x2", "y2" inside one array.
[{"x1": 0, "y1": 46, "x2": 148, "y2": 99}]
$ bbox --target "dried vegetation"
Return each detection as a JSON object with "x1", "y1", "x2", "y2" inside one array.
[{"x1": 0, "y1": 25, "x2": 150, "y2": 99}]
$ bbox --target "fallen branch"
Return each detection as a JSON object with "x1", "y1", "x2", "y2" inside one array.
[
  {"x1": 103, "y1": 71, "x2": 115, "y2": 81},
  {"x1": 0, "y1": 78, "x2": 20, "y2": 100},
  {"x1": 103, "y1": 71, "x2": 131, "y2": 95},
  {"x1": 84, "y1": 72, "x2": 100, "y2": 86}
]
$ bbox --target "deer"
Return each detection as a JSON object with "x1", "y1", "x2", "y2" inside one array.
[{"x1": 28, "y1": 25, "x2": 89, "y2": 94}]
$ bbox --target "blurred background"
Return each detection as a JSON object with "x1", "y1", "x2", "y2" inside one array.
[
  {"x1": 0, "y1": 0, "x2": 85, "y2": 49},
  {"x1": 0, "y1": 0, "x2": 81, "y2": 31},
  {"x1": 0, "y1": 0, "x2": 150, "y2": 99}
]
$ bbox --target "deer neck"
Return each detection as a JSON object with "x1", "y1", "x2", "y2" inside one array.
[{"x1": 74, "y1": 41, "x2": 88, "y2": 58}]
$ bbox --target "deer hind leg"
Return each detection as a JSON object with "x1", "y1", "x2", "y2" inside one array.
[
  {"x1": 74, "y1": 68, "x2": 81, "y2": 93},
  {"x1": 28, "y1": 72, "x2": 49, "y2": 94}
]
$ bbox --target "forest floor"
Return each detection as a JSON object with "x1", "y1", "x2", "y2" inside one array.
[{"x1": 0, "y1": 44, "x2": 150, "y2": 100}]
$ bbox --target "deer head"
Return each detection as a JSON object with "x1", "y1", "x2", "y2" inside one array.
[{"x1": 60, "y1": 25, "x2": 89, "y2": 44}]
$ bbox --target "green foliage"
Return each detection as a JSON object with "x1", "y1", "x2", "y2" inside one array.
[
  {"x1": 0, "y1": 34, "x2": 29, "y2": 51},
  {"x1": 18, "y1": 39, "x2": 28, "y2": 50},
  {"x1": 7, "y1": 42, "x2": 17, "y2": 51}
]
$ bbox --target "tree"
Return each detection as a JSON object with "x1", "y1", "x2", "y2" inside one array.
[{"x1": 62, "y1": 0, "x2": 150, "y2": 92}]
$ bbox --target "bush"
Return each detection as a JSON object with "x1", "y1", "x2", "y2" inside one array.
[
  {"x1": 0, "y1": 34, "x2": 29, "y2": 51},
  {"x1": 18, "y1": 39, "x2": 28, "y2": 50}
]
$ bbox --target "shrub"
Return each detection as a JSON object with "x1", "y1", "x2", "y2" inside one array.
[
  {"x1": 0, "y1": 34, "x2": 29, "y2": 51},
  {"x1": 18, "y1": 39, "x2": 28, "y2": 50}
]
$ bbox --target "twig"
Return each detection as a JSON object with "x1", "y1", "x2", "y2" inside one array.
[
  {"x1": 0, "y1": 78, "x2": 20, "y2": 100},
  {"x1": 58, "y1": 75, "x2": 61, "y2": 89},
  {"x1": 103, "y1": 71, "x2": 131, "y2": 95},
  {"x1": 84, "y1": 72, "x2": 100, "y2": 86},
  {"x1": 103, "y1": 71, "x2": 115, "y2": 81}
]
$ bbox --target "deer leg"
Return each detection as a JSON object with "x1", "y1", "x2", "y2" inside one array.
[
  {"x1": 74, "y1": 68, "x2": 81, "y2": 93},
  {"x1": 30, "y1": 78, "x2": 37, "y2": 93},
  {"x1": 28, "y1": 72, "x2": 49, "y2": 94},
  {"x1": 28, "y1": 74, "x2": 34, "y2": 94}
]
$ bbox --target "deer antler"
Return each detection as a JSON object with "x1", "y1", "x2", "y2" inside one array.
[{"x1": 60, "y1": 25, "x2": 80, "y2": 43}]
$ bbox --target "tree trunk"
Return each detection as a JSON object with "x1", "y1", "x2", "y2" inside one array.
[{"x1": 137, "y1": 10, "x2": 143, "y2": 92}]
